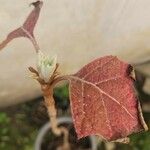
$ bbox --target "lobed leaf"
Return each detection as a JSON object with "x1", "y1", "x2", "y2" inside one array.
[
  {"x1": 68, "y1": 55, "x2": 148, "y2": 142},
  {"x1": 0, "y1": 1, "x2": 43, "y2": 52}
]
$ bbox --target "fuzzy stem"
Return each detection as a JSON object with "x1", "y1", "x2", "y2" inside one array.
[{"x1": 41, "y1": 83, "x2": 70, "y2": 150}]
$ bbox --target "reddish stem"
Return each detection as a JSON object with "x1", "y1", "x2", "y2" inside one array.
[{"x1": 41, "y1": 82, "x2": 70, "y2": 150}]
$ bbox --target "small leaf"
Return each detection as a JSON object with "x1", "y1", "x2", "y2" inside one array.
[
  {"x1": 28, "y1": 67, "x2": 39, "y2": 76},
  {"x1": 0, "y1": 1, "x2": 43, "y2": 52},
  {"x1": 68, "y1": 55, "x2": 148, "y2": 142}
]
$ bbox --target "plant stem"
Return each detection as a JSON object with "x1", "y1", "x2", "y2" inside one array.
[
  {"x1": 41, "y1": 83, "x2": 70, "y2": 150},
  {"x1": 21, "y1": 27, "x2": 40, "y2": 53}
]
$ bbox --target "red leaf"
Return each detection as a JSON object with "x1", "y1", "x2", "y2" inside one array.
[
  {"x1": 68, "y1": 56, "x2": 148, "y2": 141},
  {"x1": 0, "y1": 1, "x2": 43, "y2": 52}
]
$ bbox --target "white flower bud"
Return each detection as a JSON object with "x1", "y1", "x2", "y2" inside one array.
[{"x1": 37, "y1": 51, "x2": 57, "y2": 82}]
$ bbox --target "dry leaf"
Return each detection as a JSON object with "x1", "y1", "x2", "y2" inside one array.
[{"x1": 68, "y1": 56, "x2": 148, "y2": 141}]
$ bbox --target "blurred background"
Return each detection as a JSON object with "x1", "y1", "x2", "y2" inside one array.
[{"x1": 0, "y1": 0, "x2": 150, "y2": 149}]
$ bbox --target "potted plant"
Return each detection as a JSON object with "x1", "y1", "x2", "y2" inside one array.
[
  {"x1": 0, "y1": 1, "x2": 148, "y2": 150},
  {"x1": 35, "y1": 117, "x2": 97, "y2": 150}
]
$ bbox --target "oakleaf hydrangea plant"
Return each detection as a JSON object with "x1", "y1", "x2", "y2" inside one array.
[{"x1": 0, "y1": 1, "x2": 148, "y2": 149}]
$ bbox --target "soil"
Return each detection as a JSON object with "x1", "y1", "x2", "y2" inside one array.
[{"x1": 41, "y1": 123, "x2": 93, "y2": 150}]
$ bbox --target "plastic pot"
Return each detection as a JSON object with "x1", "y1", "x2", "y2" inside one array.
[{"x1": 34, "y1": 117, "x2": 97, "y2": 150}]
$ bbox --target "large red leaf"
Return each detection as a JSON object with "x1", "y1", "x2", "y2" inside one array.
[
  {"x1": 0, "y1": 1, "x2": 43, "y2": 52},
  {"x1": 68, "y1": 55, "x2": 148, "y2": 141}
]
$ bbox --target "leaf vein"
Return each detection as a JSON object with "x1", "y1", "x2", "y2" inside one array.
[
  {"x1": 82, "y1": 57, "x2": 115, "y2": 79},
  {"x1": 70, "y1": 76, "x2": 135, "y2": 119},
  {"x1": 95, "y1": 76, "x2": 121, "y2": 85}
]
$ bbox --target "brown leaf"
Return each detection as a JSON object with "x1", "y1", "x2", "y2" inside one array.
[
  {"x1": 28, "y1": 66, "x2": 39, "y2": 76},
  {"x1": 0, "y1": 1, "x2": 43, "y2": 52},
  {"x1": 68, "y1": 56, "x2": 148, "y2": 141}
]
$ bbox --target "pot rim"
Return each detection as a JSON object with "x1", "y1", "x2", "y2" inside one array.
[{"x1": 34, "y1": 116, "x2": 97, "y2": 150}]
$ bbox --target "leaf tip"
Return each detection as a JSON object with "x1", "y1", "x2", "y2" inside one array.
[
  {"x1": 112, "y1": 137, "x2": 130, "y2": 144},
  {"x1": 128, "y1": 65, "x2": 136, "y2": 80},
  {"x1": 30, "y1": 1, "x2": 43, "y2": 8}
]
